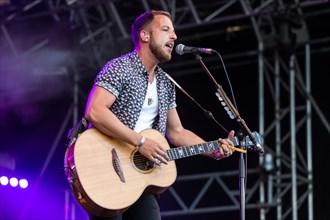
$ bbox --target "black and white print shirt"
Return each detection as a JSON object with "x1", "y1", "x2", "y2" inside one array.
[{"x1": 94, "y1": 50, "x2": 177, "y2": 135}]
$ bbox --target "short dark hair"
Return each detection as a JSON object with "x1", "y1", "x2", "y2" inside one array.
[{"x1": 131, "y1": 10, "x2": 171, "y2": 48}]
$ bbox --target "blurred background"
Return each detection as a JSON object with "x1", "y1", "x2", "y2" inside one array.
[{"x1": 0, "y1": 0, "x2": 329, "y2": 220}]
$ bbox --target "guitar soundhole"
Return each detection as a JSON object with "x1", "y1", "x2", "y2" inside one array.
[{"x1": 131, "y1": 150, "x2": 155, "y2": 173}]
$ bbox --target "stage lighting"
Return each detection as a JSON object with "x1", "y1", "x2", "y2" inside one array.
[
  {"x1": 0, "y1": 176, "x2": 9, "y2": 186},
  {"x1": 9, "y1": 177, "x2": 18, "y2": 187},
  {"x1": 0, "y1": 175, "x2": 29, "y2": 188},
  {"x1": 262, "y1": 153, "x2": 275, "y2": 174},
  {"x1": 19, "y1": 179, "x2": 28, "y2": 189}
]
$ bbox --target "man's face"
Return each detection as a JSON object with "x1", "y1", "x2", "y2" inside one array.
[{"x1": 148, "y1": 15, "x2": 177, "y2": 63}]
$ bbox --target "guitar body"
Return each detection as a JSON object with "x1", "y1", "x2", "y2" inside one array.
[{"x1": 64, "y1": 128, "x2": 177, "y2": 217}]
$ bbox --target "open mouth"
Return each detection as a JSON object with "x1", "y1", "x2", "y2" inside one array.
[{"x1": 165, "y1": 42, "x2": 174, "y2": 52}]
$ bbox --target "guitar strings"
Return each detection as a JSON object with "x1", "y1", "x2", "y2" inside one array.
[{"x1": 132, "y1": 145, "x2": 246, "y2": 165}]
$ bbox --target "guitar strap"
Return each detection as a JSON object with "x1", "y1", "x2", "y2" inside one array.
[
  {"x1": 66, "y1": 117, "x2": 89, "y2": 148},
  {"x1": 64, "y1": 118, "x2": 89, "y2": 202}
]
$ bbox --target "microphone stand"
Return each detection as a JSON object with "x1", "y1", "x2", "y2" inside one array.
[{"x1": 193, "y1": 53, "x2": 264, "y2": 220}]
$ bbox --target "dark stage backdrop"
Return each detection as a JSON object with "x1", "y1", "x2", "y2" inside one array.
[
  {"x1": 1, "y1": 2, "x2": 330, "y2": 217},
  {"x1": 0, "y1": 49, "x2": 329, "y2": 220}
]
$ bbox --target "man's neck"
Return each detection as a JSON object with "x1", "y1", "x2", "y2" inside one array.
[
  {"x1": 137, "y1": 48, "x2": 158, "y2": 73},
  {"x1": 147, "y1": 69, "x2": 156, "y2": 84}
]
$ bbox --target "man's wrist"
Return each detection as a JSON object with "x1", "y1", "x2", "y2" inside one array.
[
  {"x1": 137, "y1": 136, "x2": 145, "y2": 148},
  {"x1": 211, "y1": 150, "x2": 221, "y2": 160}
]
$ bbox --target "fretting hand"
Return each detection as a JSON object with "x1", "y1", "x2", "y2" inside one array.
[{"x1": 211, "y1": 130, "x2": 235, "y2": 160}]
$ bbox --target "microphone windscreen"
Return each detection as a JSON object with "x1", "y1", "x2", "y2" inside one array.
[{"x1": 175, "y1": 44, "x2": 184, "y2": 55}]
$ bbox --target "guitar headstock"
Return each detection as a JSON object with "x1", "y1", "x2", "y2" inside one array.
[{"x1": 240, "y1": 132, "x2": 264, "y2": 153}]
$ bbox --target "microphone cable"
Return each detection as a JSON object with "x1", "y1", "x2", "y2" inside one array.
[
  {"x1": 165, "y1": 73, "x2": 229, "y2": 134},
  {"x1": 212, "y1": 49, "x2": 239, "y2": 112}
]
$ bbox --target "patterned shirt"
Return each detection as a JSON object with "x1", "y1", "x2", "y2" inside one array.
[{"x1": 94, "y1": 50, "x2": 177, "y2": 135}]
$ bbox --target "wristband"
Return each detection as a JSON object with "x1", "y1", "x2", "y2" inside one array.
[
  {"x1": 211, "y1": 150, "x2": 222, "y2": 160},
  {"x1": 137, "y1": 136, "x2": 145, "y2": 148}
]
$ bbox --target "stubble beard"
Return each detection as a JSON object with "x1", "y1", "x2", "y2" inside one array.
[{"x1": 149, "y1": 35, "x2": 171, "y2": 63}]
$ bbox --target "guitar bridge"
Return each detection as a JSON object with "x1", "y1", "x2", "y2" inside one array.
[{"x1": 111, "y1": 148, "x2": 125, "y2": 183}]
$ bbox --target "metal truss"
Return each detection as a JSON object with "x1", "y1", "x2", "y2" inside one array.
[
  {"x1": 1, "y1": 1, "x2": 329, "y2": 220},
  {"x1": 160, "y1": 169, "x2": 264, "y2": 217}
]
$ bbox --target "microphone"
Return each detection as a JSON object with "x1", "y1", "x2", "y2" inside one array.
[{"x1": 175, "y1": 44, "x2": 215, "y2": 55}]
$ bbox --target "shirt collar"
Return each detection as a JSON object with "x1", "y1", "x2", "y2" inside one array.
[{"x1": 129, "y1": 50, "x2": 147, "y2": 74}]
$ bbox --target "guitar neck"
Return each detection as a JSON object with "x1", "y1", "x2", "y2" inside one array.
[
  {"x1": 166, "y1": 136, "x2": 240, "y2": 161},
  {"x1": 166, "y1": 132, "x2": 261, "y2": 161}
]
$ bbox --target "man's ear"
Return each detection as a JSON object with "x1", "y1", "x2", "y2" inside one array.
[{"x1": 140, "y1": 30, "x2": 149, "y2": 42}]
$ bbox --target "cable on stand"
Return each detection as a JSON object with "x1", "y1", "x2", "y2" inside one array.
[{"x1": 193, "y1": 52, "x2": 264, "y2": 220}]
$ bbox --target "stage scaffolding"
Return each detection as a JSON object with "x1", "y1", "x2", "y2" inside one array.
[{"x1": 1, "y1": 1, "x2": 329, "y2": 219}]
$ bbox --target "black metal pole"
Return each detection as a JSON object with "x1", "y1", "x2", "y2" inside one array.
[{"x1": 193, "y1": 53, "x2": 264, "y2": 220}]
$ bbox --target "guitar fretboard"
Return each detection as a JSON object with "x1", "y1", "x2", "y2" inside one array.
[
  {"x1": 166, "y1": 132, "x2": 261, "y2": 161},
  {"x1": 166, "y1": 141, "x2": 220, "y2": 161}
]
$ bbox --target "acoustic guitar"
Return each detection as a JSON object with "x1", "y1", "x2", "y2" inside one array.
[{"x1": 64, "y1": 128, "x2": 261, "y2": 217}]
